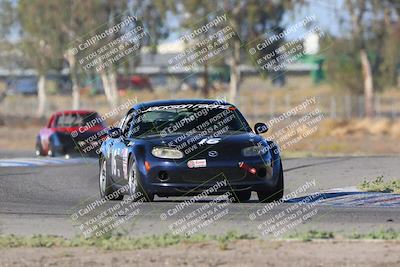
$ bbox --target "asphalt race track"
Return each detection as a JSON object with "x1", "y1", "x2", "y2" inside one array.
[{"x1": 0, "y1": 152, "x2": 399, "y2": 238}]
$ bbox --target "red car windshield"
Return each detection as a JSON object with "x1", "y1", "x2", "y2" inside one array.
[{"x1": 54, "y1": 113, "x2": 103, "y2": 128}]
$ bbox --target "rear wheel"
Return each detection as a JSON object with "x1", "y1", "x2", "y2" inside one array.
[
  {"x1": 35, "y1": 138, "x2": 45, "y2": 156},
  {"x1": 232, "y1": 190, "x2": 251, "y2": 202},
  {"x1": 99, "y1": 158, "x2": 124, "y2": 200},
  {"x1": 47, "y1": 141, "x2": 55, "y2": 157},
  {"x1": 257, "y1": 162, "x2": 284, "y2": 203},
  {"x1": 128, "y1": 157, "x2": 154, "y2": 202},
  {"x1": 48, "y1": 135, "x2": 66, "y2": 157}
]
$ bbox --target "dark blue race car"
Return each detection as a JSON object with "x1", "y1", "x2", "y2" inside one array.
[{"x1": 99, "y1": 99, "x2": 283, "y2": 202}]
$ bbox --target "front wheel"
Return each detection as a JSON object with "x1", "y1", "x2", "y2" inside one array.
[
  {"x1": 47, "y1": 137, "x2": 62, "y2": 157},
  {"x1": 99, "y1": 158, "x2": 124, "y2": 200},
  {"x1": 35, "y1": 138, "x2": 46, "y2": 156},
  {"x1": 128, "y1": 157, "x2": 154, "y2": 202},
  {"x1": 257, "y1": 161, "x2": 284, "y2": 203}
]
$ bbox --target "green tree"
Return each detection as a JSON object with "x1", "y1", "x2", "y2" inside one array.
[
  {"x1": 17, "y1": 0, "x2": 67, "y2": 117},
  {"x1": 176, "y1": 0, "x2": 221, "y2": 97},
  {"x1": 59, "y1": 0, "x2": 104, "y2": 109},
  {"x1": 2, "y1": 0, "x2": 171, "y2": 111},
  {"x1": 224, "y1": 0, "x2": 297, "y2": 103},
  {"x1": 176, "y1": 0, "x2": 295, "y2": 102},
  {"x1": 0, "y1": 0, "x2": 15, "y2": 103},
  {"x1": 327, "y1": 0, "x2": 400, "y2": 117},
  {"x1": 65, "y1": 0, "x2": 169, "y2": 109}
]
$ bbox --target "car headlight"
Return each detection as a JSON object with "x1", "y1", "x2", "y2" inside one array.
[
  {"x1": 151, "y1": 147, "x2": 184, "y2": 159},
  {"x1": 242, "y1": 145, "x2": 267, "y2": 157}
]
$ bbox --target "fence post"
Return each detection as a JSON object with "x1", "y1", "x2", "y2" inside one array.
[
  {"x1": 253, "y1": 92, "x2": 259, "y2": 122},
  {"x1": 31, "y1": 97, "x2": 36, "y2": 117},
  {"x1": 236, "y1": 93, "x2": 241, "y2": 110},
  {"x1": 285, "y1": 94, "x2": 290, "y2": 112},
  {"x1": 345, "y1": 94, "x2": 351, "y2": 119},
  {"x1": 358, "y1": 95, "x2": 364, "y2": 118},
  {"x1": 4, "y1": 98, "x2": 9, "y2": 116},
  {"x1": 330, "y1": 96, "x2": 336, "y2": 119},
  {"x1": 375, "y1": 95, "x2": 381, "y2": 118},
  {"x1": 269, "y1": 96, "x2": 275, "y2": 119},
  {"x1": 392, "y1": 98, "x2": 396, "y2": 119}
]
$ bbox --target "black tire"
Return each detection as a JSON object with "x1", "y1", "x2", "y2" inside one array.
[
  {"x1": 128, "y1": 156, "x2": 154, "y2": 202},
  {"x1": 232, "y1": 190, "x2": 252, "y2": 203},
  {"x1": 47, "y1": 140, "x2": 55, "y2": 157},
  {"x1": 47, "y1": 137, "x2": 62, "y2": 157},
  {"x1": 257, "y1": 162, "x2": 284, "y2": 203},
  {"x1": 35, "y1": 138, "x2": 46, "y2": 156},
  {"x1": 99, "y1": 158, "x2": 124, "y2": 201}
]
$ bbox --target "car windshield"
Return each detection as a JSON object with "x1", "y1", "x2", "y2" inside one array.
[
  {"x1": 54, "y1": 113, "x2": 103, "y2": 127},
  {"x1": 129, "y1": 104, "x2": 251, "y2": 137}
]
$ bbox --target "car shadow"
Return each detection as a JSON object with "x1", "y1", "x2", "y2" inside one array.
[
  {"x1": 285, "y1": 191, "x2": 366, "y2": 203},
  {"x1": 152, "y1": 191, "x2": 400, "y2": 205}
]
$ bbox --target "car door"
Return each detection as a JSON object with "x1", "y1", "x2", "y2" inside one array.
[
  {"x1": 108, "y1": 114, "x2": 127, "y2": 182},
  {"x1": 40, "y1": 115, "x2": 57, "y2": 152},
  {"x1": 112, "y1": 109, "x2": 135, "y2": 184}
]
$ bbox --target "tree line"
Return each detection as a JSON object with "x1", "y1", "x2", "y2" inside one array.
[{"x1": 0, "y1": 0, "x2": 399, "y2": 118}]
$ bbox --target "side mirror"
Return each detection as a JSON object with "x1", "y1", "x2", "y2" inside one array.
[
  {"x1": 254, "y1": 122, "x2": 268, "y2": 134},
  {"x1": 108, "y1": 127, "x2": 122, "y2": 138}
]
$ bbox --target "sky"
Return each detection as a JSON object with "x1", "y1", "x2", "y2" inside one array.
[
  {"x1": 161, "y1": 0, "x2": 346, "y2": 44},
  {"x1": 285, "y1": 0, "x2": 345, "y2": 37}
]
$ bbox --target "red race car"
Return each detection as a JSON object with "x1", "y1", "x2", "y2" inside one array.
[{"x1": 36, "y1": 110, "x2": 107, "y2": 157}]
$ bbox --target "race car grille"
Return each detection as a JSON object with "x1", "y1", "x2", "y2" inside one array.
[{"x1": 180, "y1": 168, "x2": 247, "y2": 183}]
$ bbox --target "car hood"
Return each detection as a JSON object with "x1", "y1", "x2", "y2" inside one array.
[{"x1": 140, "y1": 132, "x2": 268, "y2": 159}]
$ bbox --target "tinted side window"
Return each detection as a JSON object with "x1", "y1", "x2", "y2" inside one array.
[{"x1": 121, "y1": 109, "x2": 135, "y2": 136}]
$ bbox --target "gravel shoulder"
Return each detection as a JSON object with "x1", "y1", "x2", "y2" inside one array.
[{"x1": 1, "y1": 240, "x2": 399, "y2": 267}]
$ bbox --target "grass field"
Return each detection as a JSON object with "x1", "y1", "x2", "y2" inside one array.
[
  {"x1": 1, "y1": 229, "x2": 399, "y2": 249},
  {"x1": 1, "y1": 231, "x2": 399, "y2": 266}
]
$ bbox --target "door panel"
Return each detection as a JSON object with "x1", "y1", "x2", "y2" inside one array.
[{"x1": 113, "y1": 109, "x2": 135, "y2": 184}]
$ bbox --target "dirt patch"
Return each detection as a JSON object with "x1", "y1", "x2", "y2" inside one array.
[
  {"x1": 327, "y1": 118, "x2": 400, "y2": 137},
  {"x1": 269, "y1": 118, "x2": 400, "y2": 155},
  {"x1": 0, "y1": 126, "x2": 39, "y2": 152},
  {"x1": 0, "y1": 240, "x2": 399, "y2": 267}
]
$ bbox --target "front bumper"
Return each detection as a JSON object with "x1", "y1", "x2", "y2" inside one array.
[{"x1": 141, "y1": 157, "x2": 281, "y2": 196}]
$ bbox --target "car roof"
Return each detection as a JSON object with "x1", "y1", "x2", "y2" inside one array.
[
  {"x1": 52, "y1": 110, "x2": 97, "y2": 116},
  {"x1": 132, "y1": 99, "x2": 232, "y2": 110}
]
